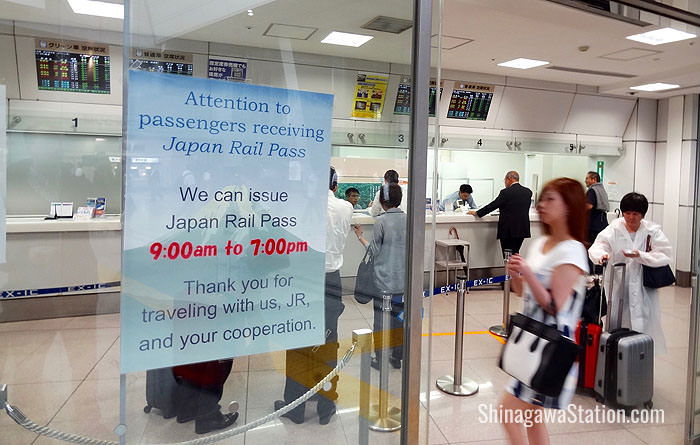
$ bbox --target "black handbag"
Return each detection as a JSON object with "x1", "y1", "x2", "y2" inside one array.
[
  {"x1": 354, "y1": 249, "x2": 377, "y2": 304},
  {"x1": 581, "y1": 278, "x2": 607, "y2": 324},
  {"x1": 642, "y1": 234, "x2": 676, "y2": 289},
  {"x1": 498, "y1": 312, "x2": 579, "y2": 397}
]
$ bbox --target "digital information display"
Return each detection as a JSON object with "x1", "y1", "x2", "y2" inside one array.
[
  {"x1": 35, "y1": 39, "x2": 110, "y2": 94},
  {"x1": 446, "y1": 81, "x2": 495, "y2": 121},
  {"x1": 130, "y1": 49, "x2": 193, "y2": 76},
  {"x1": 393, "y1": 78, "x2": 441, "y2": 117}
]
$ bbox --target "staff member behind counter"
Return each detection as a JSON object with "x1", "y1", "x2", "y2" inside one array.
[{"x1": 439, "y1": 184, "x2": 477, "y2": 211}]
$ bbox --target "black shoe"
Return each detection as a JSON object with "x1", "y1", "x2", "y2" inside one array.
[
  {"x1": 318, "y1": 406, "x2": 336, "y2": 425},
  {"x1": 195, "y1": 411, "x2": 238, "y2": 435},
  {"x1": 274, "y1": 400, "x2": 305, "y2": 424},
  {"x1": 176, "y1": 412, "x2": 196, "y2": 424}
]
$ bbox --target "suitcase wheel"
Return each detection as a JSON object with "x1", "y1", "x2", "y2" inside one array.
[
  {"x1": 594, "y1": 394, "x2": 604, "y2": 404},
  {"x1": 144, "y1": 405, "x2": 152, "y2": 414},
  {"x1": 644, "y1": 401, "x2": 653, "y2": 410}
]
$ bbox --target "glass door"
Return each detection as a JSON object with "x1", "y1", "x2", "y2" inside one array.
[
  {"x1": 686, "y1": 104, "x2": 700, "y2": 445},
  {"x1": 121, "y1": 1, "x2": 428, "y2": 444}
]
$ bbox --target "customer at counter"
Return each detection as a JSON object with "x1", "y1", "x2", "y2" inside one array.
[
  {"x1": 585, "y1": 171, "x2": 609, "y2": 245},
  {"x1": 438, "y1": 184, "x2": 477, "y2": 211},
  {"x1": 585, "y1": 171, "x2": 609, "y2": 273},
  {"x1": 468, "y1": 171, "x2": 532, "y2": 257},
  {"x1": 353, "y1": 183, "x2": 406, "y2": 370},
  {"x1": 368, "y1": 170, "x2": 407, "y2": 216},
  {"x1": 274, "y1": 166, "x2": 353, "y2": 425}
]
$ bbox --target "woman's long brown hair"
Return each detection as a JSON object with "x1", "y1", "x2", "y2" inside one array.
[{"x1": 539, "y1": 177, "x2": 588, "y2": 244}]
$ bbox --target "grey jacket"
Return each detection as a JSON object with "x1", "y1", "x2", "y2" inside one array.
[{"x1": 367, "y1": 208, "x2": 407, "y2": 295}]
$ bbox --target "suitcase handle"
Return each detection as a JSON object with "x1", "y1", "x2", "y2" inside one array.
[
  {"x1": 597, "y1": 260, "x2": 608, "y2": 324},
  {"x1": 606, "y1": 262, "x2": 626, "y2": 332}
]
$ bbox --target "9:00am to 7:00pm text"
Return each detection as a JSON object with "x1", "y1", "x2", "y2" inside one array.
[{"x1": 148, "y1": 238, "x2": 309, "y2": 260}]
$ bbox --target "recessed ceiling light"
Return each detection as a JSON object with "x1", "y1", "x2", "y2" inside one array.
[
  {"x1": 67, "y1": 0, "x2": 123, "y2": 19},
  {"x1": 626, "y1": 27, "x2": 696, "y2": 45},
  {"x1": 321, "y1": 31, "x2": 373, "y2": 47},
  {"x1": 497, "y1": 58, "x2": 550, "y2": 69},
  {"x1": 630, "y1": 82, "x2": 680, "y2": 92}
]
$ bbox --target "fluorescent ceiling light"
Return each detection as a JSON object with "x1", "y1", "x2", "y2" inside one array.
[
  {"x1": 630, "y1": 82, "x2": 680, "y2": 92},
  {"x1": 497, "y1": 58, "x2": 549, "y2": 69},
  {"x1": 67, "y1": 0, "x2": 123, "y2": 19},
  {"x1": 626, "y1": 27, "x2": 696, "y2": 45},
  {"x1": 321, "y1": 31, "x2": 373, "y2": 47}
]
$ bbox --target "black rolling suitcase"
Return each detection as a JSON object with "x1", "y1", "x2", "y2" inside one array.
[{"x1": 144, "y1": 367, "x2": 179, "y2": 418}]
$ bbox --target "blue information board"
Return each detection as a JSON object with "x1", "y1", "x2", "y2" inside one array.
[{"x1": 121, "y1": 71, "x2": 333, "y2": 373}]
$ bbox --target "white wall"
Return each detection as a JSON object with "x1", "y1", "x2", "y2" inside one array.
[
  {"x1": 617, "y1": 95, "x2": 699, "y2": 275},
  {"x1": 1, "y1": 22, "x2": 637, "y2": 136}
]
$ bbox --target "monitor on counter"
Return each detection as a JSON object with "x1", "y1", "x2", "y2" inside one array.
[
  {"x1": 446, "y1": 81, "x2": 494, "y2": 121},
  {"x1": 35, "y1": 39, "x2": 111, "y2": 94}
]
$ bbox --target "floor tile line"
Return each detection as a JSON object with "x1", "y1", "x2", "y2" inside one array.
[{"x1": 35, "y1": 334, "x2": 121, "y2": 445}]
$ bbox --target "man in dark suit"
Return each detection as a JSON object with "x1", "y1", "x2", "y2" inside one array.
[{"x1": 468, "y1": 171, "x2": 532, "y2": 257}]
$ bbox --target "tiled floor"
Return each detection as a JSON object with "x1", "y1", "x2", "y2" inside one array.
[{"x1": 0, "y1": 285, "x2": 692, "y2": 444}]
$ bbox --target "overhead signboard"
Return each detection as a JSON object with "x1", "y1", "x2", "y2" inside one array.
[
  {"x1": 129, "y1": 48, "x2": 194, "y2": 76},
  {"x1": 393, "y1": 77, "x2": 442, "y2": 117},
  {"x1": 35, "y1": 38, "x2": 111, "y2": 94},
  {"x1": 446, "y1": 81, "x2": 495, "y2": 121},
  {"x1": 351, "y1": 72, "x2": 389, "y2": 120},
  {"x1": 208, "y1": 57, "x2": 248, "y2": 82}
]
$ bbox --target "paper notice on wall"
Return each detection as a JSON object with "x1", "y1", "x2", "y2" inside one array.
[
  {"x1": 121, "y1": 70, "x2": 333, "y2": 373},
  {"x1": 352, "y1": 72, "x2": 389, "y2": 120},
  {"x1": 606, "y1": 181, "x2": 620, "y2": 202},
  {"x1": 0, "y1": 85, "x2": 5, "y2": 263}
]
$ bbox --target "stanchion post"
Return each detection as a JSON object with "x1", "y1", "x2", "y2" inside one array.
[
  {"x1": 368, "y1": 293, "x2": 401, "y2": 432},
  {"x1": 436, "y1": 275, "x2": 479, "y2": 396},
  {"x1": 353, "y1": 329, "x2": 373, "y2": 445},
  {"x1": 489, "y1": 249, "x2": 512, "y2": 338}
]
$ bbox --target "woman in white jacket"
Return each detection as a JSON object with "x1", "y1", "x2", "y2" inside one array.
[{"x1": 588, "y1": 192, "x2": 672, "y2": 354}]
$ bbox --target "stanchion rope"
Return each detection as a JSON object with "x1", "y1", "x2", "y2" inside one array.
[{"x1": 2, "y1": 340, "x2": 358, "y2": 445}]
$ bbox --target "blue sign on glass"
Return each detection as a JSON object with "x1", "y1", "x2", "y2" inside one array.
[
  {"x1": 121, "y1": 71, "x2": 333, "y2": 373},
  {"x1": 208, "y1": 58, "x2": 247, "y2": 82}
]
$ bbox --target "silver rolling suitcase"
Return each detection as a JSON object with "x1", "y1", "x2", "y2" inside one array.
[{"x1": 593, "y1": 262, "x2": 654, "y2": 410}]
